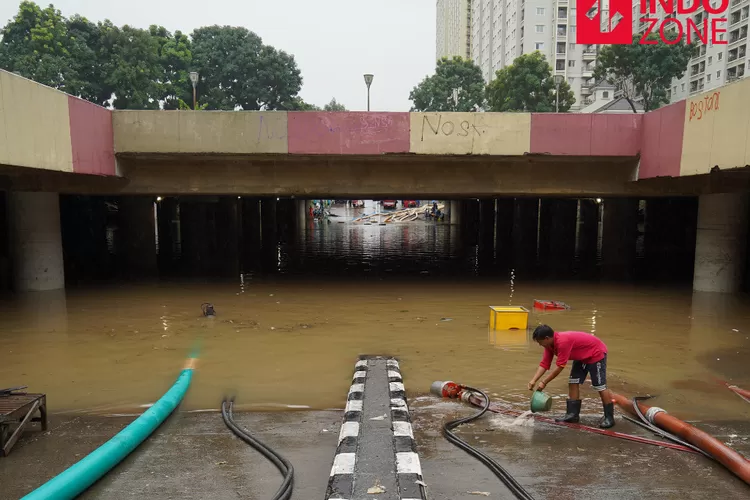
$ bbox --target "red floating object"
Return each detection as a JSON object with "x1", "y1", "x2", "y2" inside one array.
[{"x1": 533, "y1": 299, "x2": 571, "y2": 311}]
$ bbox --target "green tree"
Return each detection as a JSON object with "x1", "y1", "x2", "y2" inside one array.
[
  {"x1": 409, "y1": 56, "x2": 485, "y2": 112},
  {"x1": 0, "y1": 2, "x2": 94, "y2": 97},
  {"x1": 281, "y1": 96, "x2": 320, "y2": 110},
  {"x1": 594, "y1": 33, "x2": 697, "y2": 112},
  {"x1": 323, "y1": 98, "x2": 347, "y2": 111},
  {"x1": 486, "y1": 52, "x2": 575, "y2": 112},
  {"x1": 190, "y1": 25, "x2": 302, "y2": 110}
]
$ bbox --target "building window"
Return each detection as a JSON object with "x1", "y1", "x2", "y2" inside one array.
[
  {"x1": 707, "y1": 74, "x2": 712, "y2": 82},
  {"x1": 708, "y1": 56, "x2": 712, "y2": 64},
  {"x1": 673, "y1": 86, "x2": 677, "y2": 93},
  {"x1": 536, "y1": 25, "x2": 545, "y2": 33},
  {"x1": 569, "y1": 43, "x2": 576, "y2": 50},
  {"x1": 535, "y1": 42, "x2": 544, "y2": 50},
  {"x1": 556, "y1": 59, "x2": 566, "y2": 70},
  {"x1": 681, "y1": 83, "x2": 686, "y2": 91},
  {"x1": 568, "y1": 60, "x2": 576, "y2": 67},
  {"x1": 537, "y1": 7, "x2": 545, "y2": 15},
  {"x1": 717, "y1": 70, "x2": 721, "y2": 77},
  {"x1": 718, "y1": 52, "x2": 723, "y2": 60},
  {"x1": 603, "y1": 91, "x2": 609, "y2": 98}
]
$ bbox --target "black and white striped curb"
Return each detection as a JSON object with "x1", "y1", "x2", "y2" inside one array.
[
  {"x1": 387, "y1": 359, "x2": 427, "y2": 500},
  {"x1": 325, "y1": 359, "x2": 366, "y2": 500}
]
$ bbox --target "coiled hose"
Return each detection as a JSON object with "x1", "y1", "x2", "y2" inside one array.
[
  {"x1": 624, "y1": 396, "x2": 712, "y2": 460},
  {"x1": 443, "y1": 387, "x2": 535, "y2": 500},
  {"x1": 221, "y1": 399, "x2": 295, "y2": 500}
]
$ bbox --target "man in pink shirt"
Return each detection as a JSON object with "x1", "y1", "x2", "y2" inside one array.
[{"x1": 527, "y1": 325, "x2": 615, "y2": 428}]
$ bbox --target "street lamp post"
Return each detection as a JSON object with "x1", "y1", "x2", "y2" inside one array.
[
  {"x1": 189, "y1": 71, "x2": 199, "y2": 110},
  {"x1": 364, "y1": 74, "x2": 374, "y2": 111},
  {"x1": 554, "y1": 75, "x2": 564, "y2": 113}
]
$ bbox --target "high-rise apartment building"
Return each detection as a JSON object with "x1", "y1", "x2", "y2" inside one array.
[
  {"x1": 436, "y1": 0, "x2": 473, "y2": 61},
  {"x1": 663, "y1": 0, "x2": 750, "y2": 104},
  {"x1": 468, "y1": 0, "x2": 598, "y2": 111}
]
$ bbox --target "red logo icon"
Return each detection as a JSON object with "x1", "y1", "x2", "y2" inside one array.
[{"x1": 576, "y1": 0, "x2": 633, "y2": 44}]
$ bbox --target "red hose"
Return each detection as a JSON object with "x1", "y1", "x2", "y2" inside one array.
[
  {"x1": 611, "y1": 392, "x2": 750, "y2": 486},
  {"x1": 467, "y1": 395, "x2": 697, "y2": 454},
  {"x1": 727, "y1": 384, "x2": 750, "y2": 404}
]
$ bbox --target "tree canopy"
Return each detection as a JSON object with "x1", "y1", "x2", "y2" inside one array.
[
  {"x1": 0, "y1": 1, "x2": 305, "y2": 110},
  {"x1": 485, "y1": 52, "x2": 575, "y2": 112},
  {"x1": 409, "y1": 56, "x2": 485, "y2": 112},
  {"x1": 593, "y1": 33, "x2": 697, "y2": 112},
  {"x1": 323, "y1": 98, "x2": 347, "y2": 111}
]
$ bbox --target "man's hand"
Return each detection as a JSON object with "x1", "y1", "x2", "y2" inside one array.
[{"x1": 527, "y1": 381, "x2": 535, "y2": 391}]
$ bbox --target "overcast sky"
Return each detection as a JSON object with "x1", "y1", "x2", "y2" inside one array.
[{"x1": 0, "y1": 0, "x2": 435, "y2": 111}]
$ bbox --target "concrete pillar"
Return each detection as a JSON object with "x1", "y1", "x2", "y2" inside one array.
[
  {"x1": 576, "y1": 199, "x2": 600, "y2": 264},
  {"x1": 693, "y1": 193, "x2": 749, "y2": 293},
  {"x1": 539, "y1": 198, "x2": 577, "y2": 276},
  {"x1": 512, "y1": 198, "x2": 539, "y2": 271},
  {"x1": 119, "y1": 196, "x2": 157, "y2": 278},
  {"x1": 601, "y1": 198, "x2": 639, "y2": 280},
  {"x1": 450, "y1": 200, "x2": 461, "y2": 225},
  {"x1": 157, "y1": 197, "x2": 178, "y2": 273},
  {"x1": 296, "y1": 199, "x2": 307, "y2": 229},
  {"x1": 8, "y1": 191, "x2": 65, "y2": 291}
]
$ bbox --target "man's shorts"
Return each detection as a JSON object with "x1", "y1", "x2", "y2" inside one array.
[{"x1": 568, "y1": 355, "x2": 607, "y2": 391}]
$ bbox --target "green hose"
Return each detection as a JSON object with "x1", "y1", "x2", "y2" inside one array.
[{"x1": 22, "y1": 359, "x2": 196, "y2": 500}]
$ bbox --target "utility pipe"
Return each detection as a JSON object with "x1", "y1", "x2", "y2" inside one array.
[
  {"x1": 611, "y1": 392, "x2": 750, "y2": 486},
  {"x1": 22, "y1": 358, "x2": 197, "y2": 500}
]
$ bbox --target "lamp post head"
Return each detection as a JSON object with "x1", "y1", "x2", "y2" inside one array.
[
  {"x1": 189, "y1": 71, "x2": 199, "y2": 87},
  {"x1": 553, "y1": 75, "x2": 564, "y2": 86},
  {"x1": 364, "y1": 74, "x2": 374, "y2": 88}
]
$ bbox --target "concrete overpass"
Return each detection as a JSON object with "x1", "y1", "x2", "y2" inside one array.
[{"x1": 1, "y1": 69, "x2": 749, "y2": 293}]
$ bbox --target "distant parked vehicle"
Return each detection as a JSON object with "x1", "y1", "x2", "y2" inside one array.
[
  {"x1": 351, "y1": 200, "x2": 364, "y2": 208},
  {"x1": 383, "y1": 200, "x2": 397, "y2": 209},
  {"x1": 402, "y1": 200, "x2": 418, "y2": 208}
]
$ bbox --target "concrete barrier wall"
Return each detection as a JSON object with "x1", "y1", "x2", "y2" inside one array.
[
  {"x1": 529, "y1": 114, "x2": 642, "y2": 156},
  {"x1": 409, "y1": 112, "x2": 531, "y2": 155},
  {"x1": 0, "y1": 70, "x2": 116, "y2": 176},
  {"x1": 113, "y1": 111, "x2": 288, "y2": 154},
  {"x1": 680, "y1": 78, "x2": 750, "y2": 176},
  {"x1": 639, "y1": 102, "x2": 685, "y2": 179},
  {"x1": 0, "y1": 71, "x2": 74, "y2": 172}
]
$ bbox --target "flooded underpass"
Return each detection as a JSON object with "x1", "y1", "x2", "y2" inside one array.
[{"x1": 1, "y1": 198, "x2": 749, "y2": 499}]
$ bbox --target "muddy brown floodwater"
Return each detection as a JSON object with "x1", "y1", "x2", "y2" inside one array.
[{"x1": 1, "y1": 279, "x2": 749, "y2": 421}]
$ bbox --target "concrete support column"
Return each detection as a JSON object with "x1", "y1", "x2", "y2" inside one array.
[
  {"x1": 157, "y1": 197, "x2": 178, "y2": 273},
  {"x1": 450, "y1": 200, "x2": 461, "y2": 225},
  {"x1": 539, "y1": 198, "x2": 577, "y2": 276},
  {"x1": 601, "y1": 198, "x2": 639, "y2": 280},
  {"x1": 512, "y1": 198, "x2": 540, "y2": 271},
  {"x1": 495, "y1": 198, "x2": 514, "y2": 260},
  {"x1": 119, "y1": 197, "x2": 157, "y2": 278},
  {"x1": 296, "y1": 199, "x2": 307, "y2": 229},
  {"x1": 8, "y1": 191, "x2": 65, "y2": 291},
  {"x1": 576, "y1": 199, "x2": 600, "y2": 264},
  {"x1": 217, "y1": 197, "x2": 240, "y2": 277},
  {"x1": 693, "y1": 193, "x2": 749, "y2": 293}
]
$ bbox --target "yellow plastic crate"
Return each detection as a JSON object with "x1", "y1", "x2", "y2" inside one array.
[{"x1": 489, "y1": 306, "x2": 529, "y2": 331}]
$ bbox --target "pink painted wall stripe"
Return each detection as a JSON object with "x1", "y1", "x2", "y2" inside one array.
[
  {"x1": 68, "y1": 96, "x2": 116, "y2": 176},
  {"x1": 529, "y1": 114, "x2": 642, "y2": 156},
  {"x1": 287, "y1": 112, "x2": 410, "y2": 154},
  {"x1": 638, "y1": 102, "x2": 686, "y2": 179}
]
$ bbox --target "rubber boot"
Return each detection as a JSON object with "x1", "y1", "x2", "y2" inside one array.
[
  {"x1": 599, "y1": 402, "x2": 615, "y2": 429},
  {"x1": 555, "y1": 399, "x2": 581, "y2": 423}
]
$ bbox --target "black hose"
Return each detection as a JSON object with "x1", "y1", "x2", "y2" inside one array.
[
  {"x1": 629, "y1": 396, "x2": 712, "y2": 460},
  {"x1": 443, "y1": 387, "x2": 535, "y2": 500},
  {"x1": 221, "y1": 399, "x2": 295, "y2": 500}
]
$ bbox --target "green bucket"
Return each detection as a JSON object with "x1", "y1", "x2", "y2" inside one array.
[{"x1": 530, "y1": 390, "x2": 552, "y2": 413}]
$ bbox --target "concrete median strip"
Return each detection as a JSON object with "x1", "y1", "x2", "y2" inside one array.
[{"x1": 325, "y1": 357, "x2": 426, "y2": 500}]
